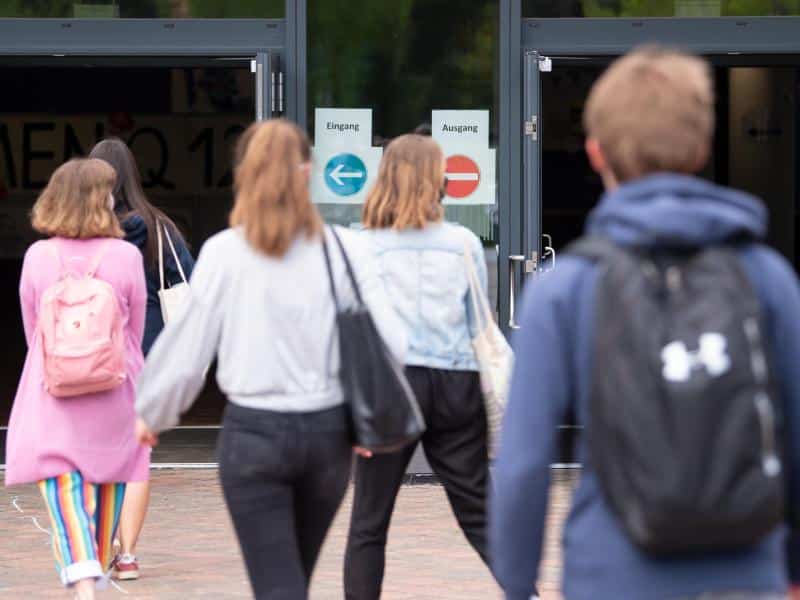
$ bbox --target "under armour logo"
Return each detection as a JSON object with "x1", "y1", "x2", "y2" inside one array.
[{"x1": 661, "y1": 333, "x2": 731, "y2": 383}]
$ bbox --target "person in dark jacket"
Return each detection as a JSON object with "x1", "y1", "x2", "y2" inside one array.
[
  {"x1": 89, "y1": 138, "x2": 195, "y2": 581},
  {"x1": 490, "y1": 48, "x2": 800, "y2": 600}
]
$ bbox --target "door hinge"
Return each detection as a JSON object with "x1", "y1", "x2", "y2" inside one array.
[
  {"x1": 525, "y1": 251, "x2": 539, "y2": 273},
  {"x1": 524, "y1": 115, "x2": 538, "y2": 141}
]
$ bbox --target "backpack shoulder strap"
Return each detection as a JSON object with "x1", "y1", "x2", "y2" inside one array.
[
  {"x1": 86, "y1": 240, "x2": 111, "y2": 278},
  {"x1": 44, "y1": 240, "x2": 63, "y2": 273},
  {"x1": 565, "y1": 236, "x2": 624, "y2": 263}
]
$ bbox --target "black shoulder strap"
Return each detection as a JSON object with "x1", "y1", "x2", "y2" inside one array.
[{"x1": 322, "y1": 226, "x2": 365, "y2": 310}]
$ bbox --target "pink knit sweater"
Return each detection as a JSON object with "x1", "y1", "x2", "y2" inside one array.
[{"x1": 5, "y1": 237, "x2": 150, "y2": 485}]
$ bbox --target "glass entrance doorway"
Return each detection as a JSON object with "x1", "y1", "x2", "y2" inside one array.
[
  {"x1": 517, "y1": 17, "x2": 800, "y2": 287},
  {"x1": 0, "y1": 58, "x2": 265, "y2": 432},
  {"x1": 514, "y1": 15, "x2": 800, "y2": 462},
  {"x1": 538, "y1": 60, "x2": 799, "y2": 264},
  {"x1": 0, "y1": 17, "x2": 286, "y2": 464}
]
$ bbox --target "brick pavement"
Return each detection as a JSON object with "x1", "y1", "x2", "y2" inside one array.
[{"x1": 0, "y1": 469, "x2": 578, "y2": 599}]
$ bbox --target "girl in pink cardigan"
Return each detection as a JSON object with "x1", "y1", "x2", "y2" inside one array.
[{"x1": 5, "y1": 158, "x2": 150, "y2": 600}]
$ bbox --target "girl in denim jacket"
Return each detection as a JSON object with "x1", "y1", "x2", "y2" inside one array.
[{"x1": 344, "y1": 134, "x2": 494, "y2": 599}]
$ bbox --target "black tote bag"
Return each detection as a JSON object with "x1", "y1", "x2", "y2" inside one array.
[{"x1": 322, "y1": 227, "x2": 425, "y2": 453}]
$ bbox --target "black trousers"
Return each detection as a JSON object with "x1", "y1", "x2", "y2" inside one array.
[
  {"x1": 218, "y1": 402, "x2": 352, "y2": 600},
  {"x1": 344, "y1": 366, "x2": 491, "y2": 599}
]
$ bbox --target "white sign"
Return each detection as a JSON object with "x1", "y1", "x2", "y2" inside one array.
[
  {"x1": 432, "y1": 110, "x2": 496, "y2": 205},
  {"x1": 311, "y1": 108, "x2": 383, "y2": 205}
]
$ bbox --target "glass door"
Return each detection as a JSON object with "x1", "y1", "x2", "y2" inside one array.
[
  {"x1": 0, "y1": 18, "x2": 289, "y2": 464},
  {"x1": 518, "y1": 16, "x2": 800, "y2": 290},
  {"x1": 514, "y1": 15, "x2": 800, "y2": 465}
]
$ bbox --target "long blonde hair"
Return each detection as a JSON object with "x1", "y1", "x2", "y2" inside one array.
[
  {"x1": 31, "y1": 158, "x2": 123, "y2": 239},
  {"x1": 230, "y1": 119, "x2": 322, "y2": 256},
  {"x1": 362, "y1": 134, "x2": 445, "y2": 230}
]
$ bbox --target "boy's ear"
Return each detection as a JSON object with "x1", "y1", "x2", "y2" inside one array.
[
  {"x1": 585, "y1": 138, "x2": 607, "y2": 175},
  {"x1": 586, "y1": 137, "x2": 619, "y2": 190}
]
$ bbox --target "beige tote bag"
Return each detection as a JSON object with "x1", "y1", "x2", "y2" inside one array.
[
  {"x1": 156, "y1": 222, "x2": 190, "y2": 323},
  {"x1": 462, "y1": 238, "x2": 514, "y2": 458}
]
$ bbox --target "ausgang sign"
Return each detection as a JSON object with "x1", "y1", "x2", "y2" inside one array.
[
  {"x1": 311, "y1": 108, "x2": 382, "y2": 205},
  {"x1": 432, "y1": 110, "x2": 495, "y2": 206}
]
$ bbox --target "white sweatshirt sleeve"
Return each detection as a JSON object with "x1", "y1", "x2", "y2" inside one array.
[{"x1": 135, "y1": 238, "x2": 225, "y2": 433}]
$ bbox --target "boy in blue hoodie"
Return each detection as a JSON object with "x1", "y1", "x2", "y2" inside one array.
[{"x1": 490, "y1": 47, "x2": 800, "y2": 600}]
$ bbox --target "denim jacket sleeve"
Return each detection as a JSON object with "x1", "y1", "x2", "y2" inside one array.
[{"x1": 338, "y1": 228, "x2": 408, "y2": 364}]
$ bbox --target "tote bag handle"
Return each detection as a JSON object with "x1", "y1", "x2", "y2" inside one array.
[{"x1": 157, "y1": 221, "x2": 188, "y2": 291}]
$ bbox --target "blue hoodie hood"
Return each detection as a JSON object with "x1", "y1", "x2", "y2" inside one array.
[
  {"x1": 586, "y1": 174, "x2": 767, "y2": 247},
  {"x1": 121, "y1": 213, "x2": 147, "y2": 251}
]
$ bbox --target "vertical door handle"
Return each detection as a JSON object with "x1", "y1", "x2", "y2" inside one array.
[
  {"x1": 508, "y1": 255, "x2": 525, "y2": 329},
  {"x1": 541, "y1": 234, "x2": 556, "y2": 273},
  {"x1": 255, "y1": 59, "x2": 264, "y2": 121}
]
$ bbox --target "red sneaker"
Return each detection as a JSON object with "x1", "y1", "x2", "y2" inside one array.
[{"x1": 112, "y1": 554, "x2": 139, "y2": 581}]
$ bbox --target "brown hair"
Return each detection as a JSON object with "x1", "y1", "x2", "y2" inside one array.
[
  {"x1": 362, "y1": 134, "x2": 445, "y2": 230},
  {"x1": 90, "y1": 137, "x2": 187, "y2": 269},
  {"x1": 31, "y1": 158, "x2": 123, "y2": 239},
  {"x1": 583, "y1": 46, "x2": 714, "y2": 182},
  {"x1": 230, "y1": 119, "x2": 322, "y2": 257}
]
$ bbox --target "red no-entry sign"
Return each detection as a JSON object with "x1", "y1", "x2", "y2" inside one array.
[{"x1": 445, "y1": 155, "x2": 480, "y2": 198}]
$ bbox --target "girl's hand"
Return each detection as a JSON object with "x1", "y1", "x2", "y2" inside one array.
[
  {"x1": 136, "y1": 418, "x2": 159, "y2": 447},
  {"x1": 790, "y1": 585, "x2": 800, "y2": 600},
  {"x1": 354, "y1": 446, "x2": 373, "y2": 458}
]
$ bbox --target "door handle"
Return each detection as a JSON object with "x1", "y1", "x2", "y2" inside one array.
[
  {"x1": 541, "y1": 234, "x2": 556, "y2": 273},
  {"x1": 508, "y1": 255, "x2": 525, "y2": 329}
]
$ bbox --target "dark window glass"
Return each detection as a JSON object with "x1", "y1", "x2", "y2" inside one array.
[
  {"x1": 539, "y1": 61, "x2": 798, "y2": 267},
  {"x1": 0, "y1": 1, "x2": 283, "y2": 18},
  {"x1": 524, "y1": 0, "x2": 800, "y2": 18}
]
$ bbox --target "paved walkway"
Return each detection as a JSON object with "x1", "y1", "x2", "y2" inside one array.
[{"x1": 0, "y1": 470, "x2": 577, "y2": 599}]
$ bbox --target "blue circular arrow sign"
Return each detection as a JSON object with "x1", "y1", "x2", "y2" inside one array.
[{"x1": 324, "y1": 153, "x2": 367, "y2": 196}]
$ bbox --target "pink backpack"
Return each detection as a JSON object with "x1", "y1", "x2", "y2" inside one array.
[{"x1": 38, "y1": 241, "x2": 126, "y2": 397}]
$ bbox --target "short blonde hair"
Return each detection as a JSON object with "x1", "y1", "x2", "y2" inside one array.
[
  {"x1": 31, "y1": 158, "x2": 123, "y2": 239},
  {"x1": 362, "y1": 134, "x2": 444, "y2": 230},
  {"x1": 230, "y1": 119, "x2": 322, "y2": 257},
  {"x1": 584, "y1": 46, "x2": 714, "y2": 181}
]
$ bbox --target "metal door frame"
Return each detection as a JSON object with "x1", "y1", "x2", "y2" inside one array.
[
  {"x1": 499, "y1": 8, "x2": 800, "y2": 330},
  {"x1": 0, "y1": 3, "x2": 309, "y2": 122},
  {"x1": 0, "y1": 18, "x2": 284, "y2": 120}
]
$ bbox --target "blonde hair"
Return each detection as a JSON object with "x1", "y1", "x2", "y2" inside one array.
[
  {"x1": 31, "y1": 158, "x2": 123, "y2": 239},
  {"x1": 230, "y1": 119, "x2": 322, "y2": 257},
  {"x1": 362, "y1": 134, "x2": 445, "y2": 230},
  {"x1": 583, "y1": 46, "x2": 714, "y2": 182}
]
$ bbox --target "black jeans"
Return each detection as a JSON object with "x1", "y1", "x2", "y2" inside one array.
[
  {"x1": 344, "y1": 366, "x2": 491, "y2": 599},
  {"x1": 218, "y1": 402, "x2": 352, "y2": 600}
]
